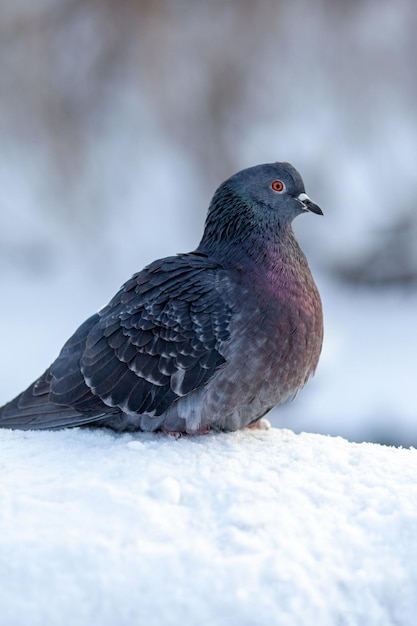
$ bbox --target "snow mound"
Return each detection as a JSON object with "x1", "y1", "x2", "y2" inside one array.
[{"x1": 1, "y1": 428, "x2": 416, "y2": 626}]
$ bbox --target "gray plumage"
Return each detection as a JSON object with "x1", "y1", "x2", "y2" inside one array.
[{"x1": 0, "y1": 162, "x2": 323, "y2": 433}]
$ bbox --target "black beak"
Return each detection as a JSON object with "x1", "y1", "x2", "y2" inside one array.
[{"x1": 297, "y1": 192, "x2": 323, "y2": 216}]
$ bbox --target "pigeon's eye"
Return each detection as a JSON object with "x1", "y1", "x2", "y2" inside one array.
[{"x1": 271, "y1": 180, "x2": 285, "y2": 192}]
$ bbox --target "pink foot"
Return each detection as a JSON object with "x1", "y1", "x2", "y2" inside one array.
[
  {"x1": 163, "y1": 430, "x2": 183, "y2": 439},
  {"x1": 245, "y1": 418, "x2": 271, "y2": 431},
  {"x1": 163, "y1": 426, "x2": 211, "y2": 438}
]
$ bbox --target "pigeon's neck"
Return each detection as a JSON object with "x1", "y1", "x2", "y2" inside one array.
[
  {"x1": 197, "y1": 189, "x2": 307, "y2": 277},
  {"x1": 225, "y1": 226, "x2": 308, "y2": 279}
]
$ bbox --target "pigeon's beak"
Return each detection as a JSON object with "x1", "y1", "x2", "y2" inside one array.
[{"x1": 297, "y1": 192, "x2": 323, "y2": 216}]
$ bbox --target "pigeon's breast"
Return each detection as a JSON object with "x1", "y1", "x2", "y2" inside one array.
[
  {"x1": 265, "y1": 254, "x2": 322, "y2": 379},
  {"x1": 199, "y1": 257, "x2": 323, "y2": 430},
  {"x1": 239, "y1": 267, "x2": 322, "y2": 387}
]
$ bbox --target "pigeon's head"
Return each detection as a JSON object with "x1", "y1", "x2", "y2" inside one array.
[
  {"x1": 226, "y1": 162, "x2": 322, "y2": 222},
  {"x1": 199, "y1": 162, "x2": 322, "y2": 254}
]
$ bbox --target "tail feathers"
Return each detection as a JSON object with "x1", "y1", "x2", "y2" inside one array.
[
  {"x1": 0, "y1": 313, "x2": 121, "y2": 431},
  {"x1": 0, "y1": 368, "x2": 116, "y2": 431}
]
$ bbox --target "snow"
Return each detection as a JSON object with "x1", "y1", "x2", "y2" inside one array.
[{"x1": 1, "y1": 427, "x2": 417, "y2": 626}]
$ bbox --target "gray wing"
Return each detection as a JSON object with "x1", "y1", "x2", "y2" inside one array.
[
  {"x1": 79, "y1": 253, "x2": 232, "y2": 417},
  {"x1": 0, "y1": 253, "x2": 233, "y2": 430}
]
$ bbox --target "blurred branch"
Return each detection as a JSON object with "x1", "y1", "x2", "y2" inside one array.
[{"x1": 335, "y1": 211, "x2": 417, "y2": 288}]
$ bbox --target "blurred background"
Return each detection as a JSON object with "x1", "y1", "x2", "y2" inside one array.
[{"x1": 0, "y1": 0, "x2": 416, "y2": 446}]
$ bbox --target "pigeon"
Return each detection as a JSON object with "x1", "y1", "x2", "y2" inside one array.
[{"x1": 0, "y1": 162, "x2": 323, "y2": 433}]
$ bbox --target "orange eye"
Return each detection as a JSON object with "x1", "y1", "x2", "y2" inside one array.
[{"x1": 271, "y1": 180, "x2": 284, "y2": 192}]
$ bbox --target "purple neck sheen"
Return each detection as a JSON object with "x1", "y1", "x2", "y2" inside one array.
[
  {"x1": 204, "y1": 218, "x2": 307, "y2": 279},
  {"x1": 196, "y1": 182, "x2": 312, "y2": 294}
]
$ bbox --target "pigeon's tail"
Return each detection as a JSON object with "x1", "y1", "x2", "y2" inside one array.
[
  {"x1": 0, "y1": 368, "x2": 108, "y2": 430},
  {"x1": 0, "y1": 313, "x2": 120, "y2": 431}
]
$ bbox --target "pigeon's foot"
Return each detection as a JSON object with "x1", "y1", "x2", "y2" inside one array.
[
  {"x1": 163, "y1": 430, "x2": 183, "y2": 439},
  {"x1": 163, "y1": 426, "x2": 211, "y2": 438},
  {"x1": 245, "y1": 418, "x2": 271, "y2": 431}
]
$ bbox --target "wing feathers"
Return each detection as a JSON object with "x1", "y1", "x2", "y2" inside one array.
[{"x1": 0, "y1": 253, "x2": 233, "y2": 430}]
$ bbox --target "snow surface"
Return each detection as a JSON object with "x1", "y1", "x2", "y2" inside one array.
[{"x1": 1, "y1": 427, "x2": 417, "y2": 626}]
